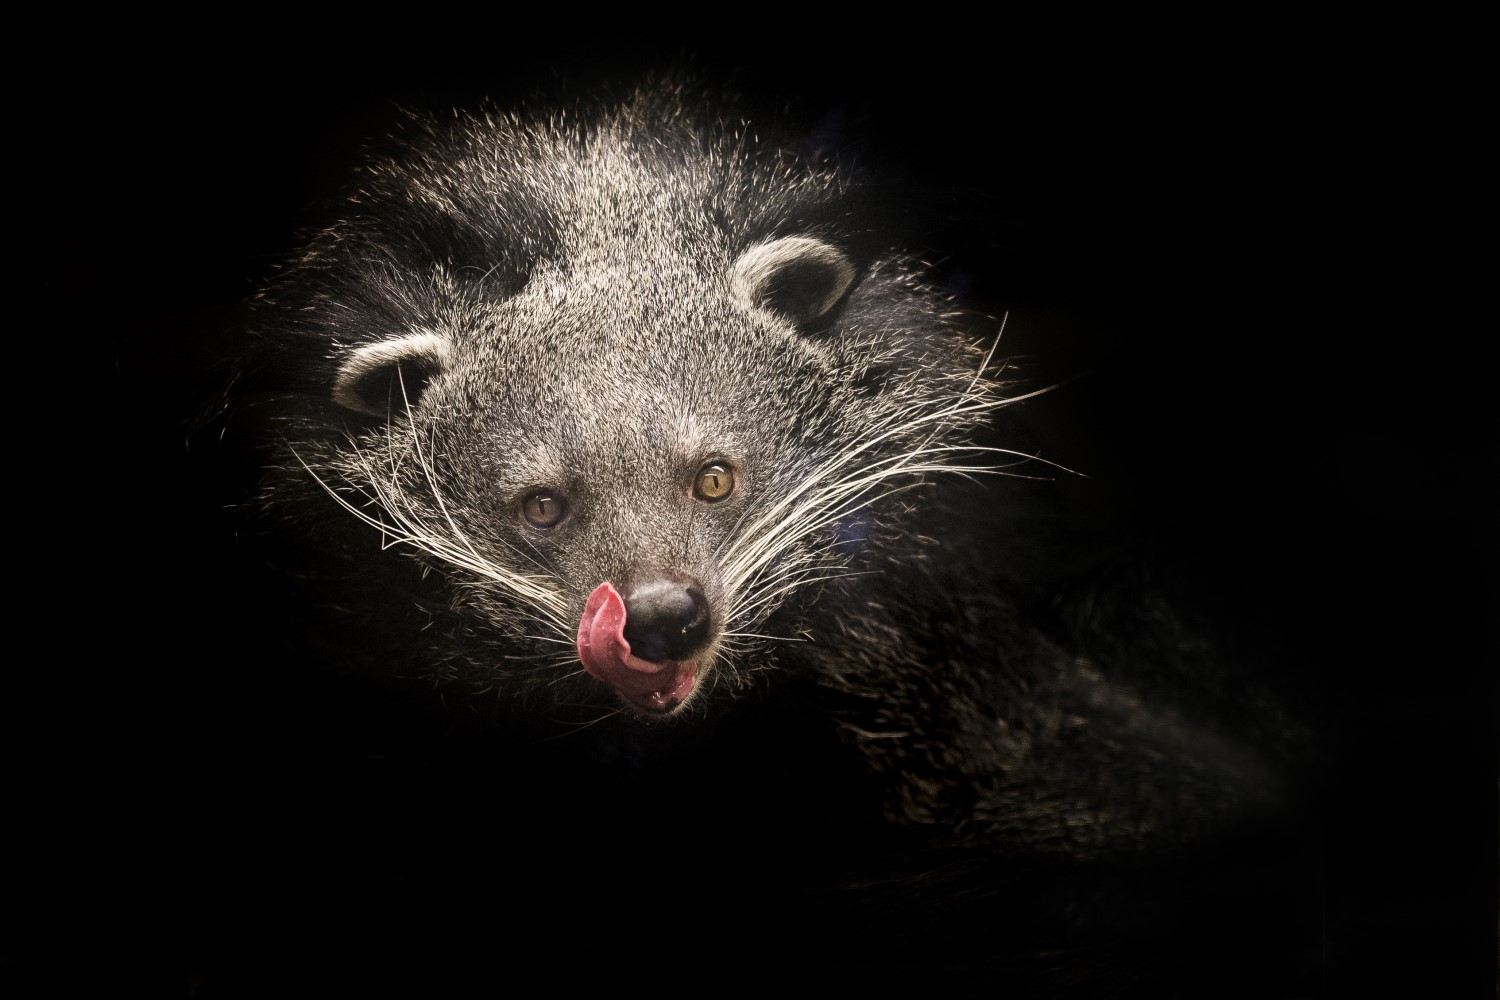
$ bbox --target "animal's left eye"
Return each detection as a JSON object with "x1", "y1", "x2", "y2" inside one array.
[
  {"x1": 693, "y1": 462, "x2": 735, "y2": 503},
  {"x1": 520, "y1": 490, "x2": 568, "y2": 529}
]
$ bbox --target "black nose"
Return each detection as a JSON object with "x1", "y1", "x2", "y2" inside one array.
[{"x1": 621, "y1": 579, "x2": 710, "y2": 662}]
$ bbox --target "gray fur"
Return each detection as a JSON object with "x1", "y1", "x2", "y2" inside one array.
[{"x1": 238, "y1": 80, "x2": 1296, "y2": 859}]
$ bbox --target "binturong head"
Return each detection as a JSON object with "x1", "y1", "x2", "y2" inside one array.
[{"x1": 242, "y1": 81, "x2": 1011, "y2": 721}]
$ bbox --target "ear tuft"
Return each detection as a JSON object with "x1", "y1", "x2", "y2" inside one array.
[
  {"x1": 332, "y1": 333, "x2": 452, "y2": 417},
  {"x1": 732, "y1": 236, "x2": 855, "y2": 327}
]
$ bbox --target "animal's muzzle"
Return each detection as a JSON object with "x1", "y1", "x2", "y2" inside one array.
[
  {"x1": 576, "y1": 578, "x2": 708, "y2": 713},
  {"x1": 621, "y1": 578, "x2": 709, "y2": 662}
]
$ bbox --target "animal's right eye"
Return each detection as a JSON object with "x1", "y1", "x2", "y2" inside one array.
[
  {"x1": 520, "y1": 490, "x2": 568, "y2": 529},
  {"x1": 693, "y1": 462, "x2": 736, "y2": 503}
]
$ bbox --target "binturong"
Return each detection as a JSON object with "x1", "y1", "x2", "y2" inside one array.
[{"x1": 220, "y1": 77, "x2": 1305, "y2": 864}]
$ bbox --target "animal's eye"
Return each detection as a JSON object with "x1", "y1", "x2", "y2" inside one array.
[
  {"x1": 520, "y1": 490, "x2": 568, "y2": 529},
  {"x1": 693, "y1": 462, "x2": 736, "y2": 503}
]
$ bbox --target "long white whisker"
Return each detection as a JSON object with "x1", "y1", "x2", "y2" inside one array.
[
  {"x1": 292, "y1": 422, "x2": 571, "y2": 639},
  {"x1": 714, "y1": 334, "x2": 1070, "y2": 639}
]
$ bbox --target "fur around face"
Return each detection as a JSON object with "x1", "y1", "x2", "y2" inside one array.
[
  {"x1": 229, "y1": 79, "x2": 1299, "y2": 864},
  {"x1": 243, "y1": 82, "x2": 1002, "y2": 712}
]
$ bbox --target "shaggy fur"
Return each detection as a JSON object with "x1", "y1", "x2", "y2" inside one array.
[{"x1": 225, "y1": 79, "x2": 1301, "y2": 871}]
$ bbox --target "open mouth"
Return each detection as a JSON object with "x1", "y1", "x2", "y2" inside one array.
[{"x1": 576, "y1": 582, "x2": 699, "y2": 713}]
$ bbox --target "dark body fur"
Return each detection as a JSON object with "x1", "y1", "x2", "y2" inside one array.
[{"x1": 187, "y1": 80, "x2": 1319, "y2": 994}]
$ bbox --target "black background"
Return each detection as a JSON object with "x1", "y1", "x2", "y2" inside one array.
[{"x1": 16, "y1": 15, "x2": 1496, "y2": 998}]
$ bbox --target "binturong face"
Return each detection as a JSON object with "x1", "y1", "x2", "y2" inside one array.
[{"x1": 263, "y1": 93, "x2": 1005, "y2": 720}]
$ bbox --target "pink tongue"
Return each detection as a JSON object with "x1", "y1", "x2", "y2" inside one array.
[{"x1": 577, "y1": 582, "x2": 698, "y2": 711}]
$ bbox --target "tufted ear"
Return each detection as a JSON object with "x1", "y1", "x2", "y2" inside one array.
[
  {"x1": 732, "y1": 236, "x2": 855, "y2": 327},
  {"x1": 331, "y1": 333, "x2": 452, "y2": 417}
]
